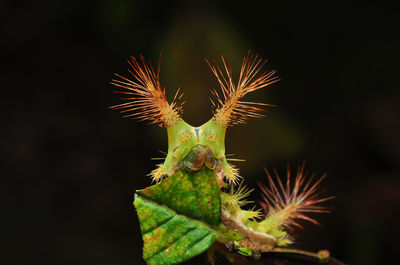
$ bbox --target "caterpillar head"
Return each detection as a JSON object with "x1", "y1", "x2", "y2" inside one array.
[{"x1": 111, "y1": 52, "x2": 279, "y2": 183}]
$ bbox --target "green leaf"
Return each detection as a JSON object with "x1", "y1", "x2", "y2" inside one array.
[{"x1": 134, "y1": 167, "x2": 221, "y2": 265}]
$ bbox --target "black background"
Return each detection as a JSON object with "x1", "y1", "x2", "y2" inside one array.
[{"x1": 3, "y1": 1, "x2": 400, "y2": 264}]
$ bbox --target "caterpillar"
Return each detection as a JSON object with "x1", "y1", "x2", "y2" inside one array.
[{"x1": 111, "y1": 52, "x2": 334, "y2": 265}]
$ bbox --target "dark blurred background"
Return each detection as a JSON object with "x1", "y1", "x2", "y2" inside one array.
[{"x1": 2, "y1": 1, "x2": 399, "y2": 264}]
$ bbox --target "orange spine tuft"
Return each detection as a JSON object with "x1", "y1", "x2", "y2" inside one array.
[
  {"x1": 110, "y1": 55, "x2": 184, "y2": 127},
  {"x1": 206, "y1": 51, "x2": 279, "y2": 127},
  {"x1": 258, "y1": 162, "x2": 334, "y2": 228}
]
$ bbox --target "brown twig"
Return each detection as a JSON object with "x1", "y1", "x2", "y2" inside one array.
[
  {"x1": 213, "y1": 242, "x2": 346, "y2": 265},
  {"x1": 262, "y1": 247, "x2": 346, "y2": 265}
]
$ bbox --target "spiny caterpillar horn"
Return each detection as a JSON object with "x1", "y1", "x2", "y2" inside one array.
[
  {"x1": 258, "y1": 162, "x2": 334, "y2": 228},
  {"x1": 206, "y1": 51, "x2": 279, "y2": 127},
  {"x1": 110, "y1": 55, "x2": 184, "y2": 127}
]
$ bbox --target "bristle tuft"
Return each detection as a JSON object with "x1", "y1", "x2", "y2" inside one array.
[
  {"x1": 207, "y1": 51, "x2": 279, "y2": 127},
  {"x1": 149, "y1": 164, "x2": 168, "y2": 182},
  {"x1": 226, "y1": 180, "x2": 254, "y2": 207},
  {"x1": 110, "y1": 55, "x2": 184, "y2": 127},
  {"x1": 245, "y1": 206, "x2": 263, "y2": 220},
  {"x1": 224, "y1": 163, "x2": 241, "y2": 184},
  {"x1": 258, "y1": 162, "x2": 334, "y2": 228}
]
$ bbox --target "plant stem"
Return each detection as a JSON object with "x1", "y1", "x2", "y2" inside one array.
[
  {"x1": 213, "y1": 242, "x2": 346, "y2": 265},
  {"x1": 263, "y1": 247, "x2": 346, "y2": 265}
]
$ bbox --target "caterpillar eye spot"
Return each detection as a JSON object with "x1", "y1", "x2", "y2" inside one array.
[
  {"x1": 206, "y1": 131, "x2": 216, "y2": 142},
  {"x1": 180, "y1": 131, "x2": 192, "y2": 142}
]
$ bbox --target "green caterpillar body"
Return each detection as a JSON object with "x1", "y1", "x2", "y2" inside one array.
[{"x1": 111, "y1": 53, "x2": 333, "y2": 265}]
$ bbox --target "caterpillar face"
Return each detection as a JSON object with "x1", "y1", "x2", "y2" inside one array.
[
  {"x1": 111, "y1": 52, "x2": 278, "y2": 183},
  {"x1": 165, "y1": 119, "x2": 226, "y2": 177}
]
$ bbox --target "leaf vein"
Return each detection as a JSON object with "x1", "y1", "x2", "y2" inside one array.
[
  {"x1": 143, "y1": 215, "x2": 175, "y2": 235},
  {"x1": 149, "y1": 226, "x2": 199, "y2": 259}
]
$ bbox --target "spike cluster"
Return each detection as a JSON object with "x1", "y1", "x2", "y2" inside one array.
[
  {"x1": 221, "y1": 182, "x2": 263, "y2": 224},
  {"x1": 258, "y1": 162, "x2": 335, "y2": 228},
  {"x1": 206, "y1": 52, "x2": 279, "y2": 127},
  {"x1": 110, "y1": 55, "x2": 184, "y2": 127},
  {"x1": 224, "y1": 163, "x2": 241, "y2": 185},
  {"x1": 224, "y1": 181, "x2": 255, "y2": 207}
]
